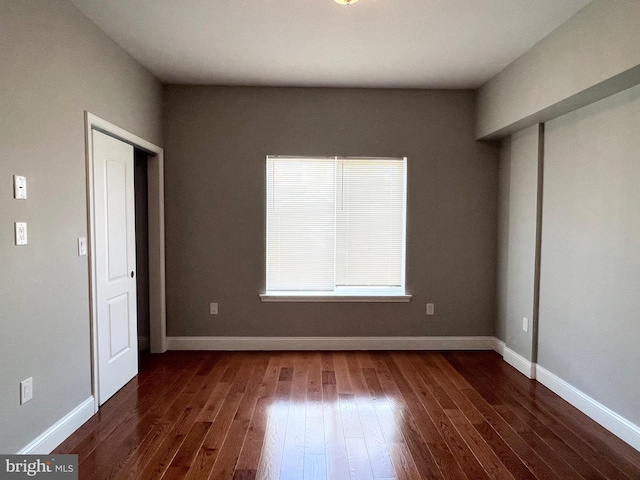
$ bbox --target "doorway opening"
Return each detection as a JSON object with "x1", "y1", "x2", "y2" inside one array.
[{"x1": 85, "y1": 112, "x2": 166, "y2": 411}]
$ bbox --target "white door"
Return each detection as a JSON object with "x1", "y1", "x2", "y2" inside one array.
[{"x1": 92, "y1": 129, "x2": 139, "y2": 405}]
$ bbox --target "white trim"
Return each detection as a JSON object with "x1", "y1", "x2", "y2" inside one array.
[
  {"x1": 86, "y1": 112, "x2": 166, "y2": 354},
  {"x1": 260, "y1": 294, "x2": 412, "y2": 303},
  {"x1": 17, "y1": 337, "x2": 637, "y2": 456},
  {"x1": 85, "y1": 113, "x2": 167, "y2": 411},
  {"x1": 536, "y1": 366, "x2": 640, "y2": 452},
  {"x1": 17, "y1": 397, "x2": 94, "y2": 454},
  {"x1": 502, "y1": 346, "x2": 536, "y2": 379},
  {"x1": 167, "y1": 336, "x2": 498, "y2": 351}
]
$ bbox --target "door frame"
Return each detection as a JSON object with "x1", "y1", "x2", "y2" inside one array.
[{"x1": 85, "y1": 112, "x2": 166, "y2": 413}]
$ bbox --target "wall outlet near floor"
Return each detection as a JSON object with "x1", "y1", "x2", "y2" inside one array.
[
  {"x1": 210, "y1": 302, "x2": 218, "y2": 315},
  {"x1": 523, "y1": 317, "x2": 529, "y2": 332},
  {"x1": 426, "y1": 303, "x2": 435, "y2": 315},
  {"x1": 20, "y1": 377, "x2": 33, "y2": 404}
]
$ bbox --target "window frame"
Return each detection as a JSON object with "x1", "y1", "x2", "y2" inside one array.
[{"x1": 261, "y1": 155, "x2": 411, "y2": 303}]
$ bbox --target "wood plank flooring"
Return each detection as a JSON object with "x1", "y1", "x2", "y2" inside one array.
[{"x1": 53, "y1": 351, "x2": 640, "y2": 480}]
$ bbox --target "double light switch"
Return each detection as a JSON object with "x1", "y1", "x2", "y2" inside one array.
[{"x1": 13, "y1": 176, "x2": 28, "y2": 245}]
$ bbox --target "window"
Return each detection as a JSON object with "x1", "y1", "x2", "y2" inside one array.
[{"x1": 263, "y1": 156, "x2": 409, "y2": 301}]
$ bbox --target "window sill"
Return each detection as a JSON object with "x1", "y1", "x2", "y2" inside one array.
[{"x1": 260, "y1": 293, "x2": 412, "y2": 303}]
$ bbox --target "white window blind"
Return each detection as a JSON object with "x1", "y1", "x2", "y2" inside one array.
[{"x1": 266, "y1": 156, "x2": 406, "y2": 295}]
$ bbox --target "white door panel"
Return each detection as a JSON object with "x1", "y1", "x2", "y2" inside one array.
[
  {"x1": 107, "y1": 293, "x2": 131, "y2": 359},
  {"x1": 105, "y1": 158, "x2": 129, "y2": 281},
  {"x1": 93, "y1": 130, "x2": 138, "y2": 405}
]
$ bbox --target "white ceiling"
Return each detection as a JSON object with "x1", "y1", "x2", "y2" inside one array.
[{"x1": 70, "y1": 0, "x2": 592, "y2": 89}]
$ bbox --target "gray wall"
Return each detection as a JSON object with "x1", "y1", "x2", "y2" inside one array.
[
  {"x1": 495, "y1": 140, "x2": 510, "y2": 343},
  {"x1": 163, "y1": 86, "x2": 498, "y2": 337},
  {"x1": 477, "y1": 0, "x2": 640, "y2": 139},
  {"x1": 496, "y1": 125, "x2": 539, "y2": 360},
  {"x1": 539, "y1": 83, "x2": 640, "y2": 426},
  {"x1": 0, "y1": 0, "x2": 162, "y2": 453},
  {"x1": 483, "y1": 0, "x2": 640, "y2": 435}
]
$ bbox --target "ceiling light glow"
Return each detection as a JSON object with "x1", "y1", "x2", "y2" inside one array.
[{"x1": 333, "y1": 0, "x2": 359, "y2": 5}]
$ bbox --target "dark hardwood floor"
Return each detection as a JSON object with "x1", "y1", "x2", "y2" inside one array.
[{"x1": 53, "y1": 351, "x2": 640, "y2": 479}]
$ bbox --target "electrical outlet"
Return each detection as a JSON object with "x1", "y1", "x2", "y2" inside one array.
[
  {"x1": 523, "y1": 317, "x2": 529, "y2": 332},
  {"x1": 426, "y1": 303, "x2": 435, "y2": 315},
  {"x1": 20, "y1": 377, "x2": 33, "y2": 404},
  {"x1": 210, "y1": 302, "x2": 218, "y2": 315},
  {"x1": 15, "y1": 222, "x2": 27, "y2": 245}
]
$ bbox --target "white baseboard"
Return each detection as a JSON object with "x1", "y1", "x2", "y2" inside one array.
[
  {"x1": 502, "y1": 346, "x2": 536, "y2": 379},
  {"x1": 14, "y1": 340, "x2": 638, "y2": 457},
  {"x1": 536, "y1": 366, "x2": 640, "y2": 452},
  {"x1": 17, "y1": 397, "x2": 95, "y2": 454},
  {"x1": 167, "y1": 336, "x2": 500, "y2": 351}
]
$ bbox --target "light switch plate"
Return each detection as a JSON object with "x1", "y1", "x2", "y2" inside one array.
[
  {"x1": 426, "y1": 303, "x2": 435, "y2": 315},
  {"x1": 14, "y1": 175, "x2": 27, "y2": 199},
  {"x1": 15, "y1": 222, "x2": 27, "y2": 245},
  {"x1": 78, "y1": 237, "x2": 87, "y2": 256}
]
